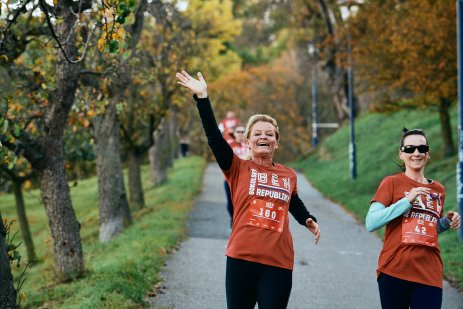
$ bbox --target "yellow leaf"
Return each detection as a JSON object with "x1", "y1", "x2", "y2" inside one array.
[
  {"x1": 98, "y1": 36, "x2": 106, "y2": 52},
  {"x1": 19, "y1": 292, "x2": 26, "y2": 300},
  {"x1": 116, "y1": 27, "x2": 125, "y2": 39},
  {"x1": 23, "y1": 180, "x2": 32, "y2": 190}
]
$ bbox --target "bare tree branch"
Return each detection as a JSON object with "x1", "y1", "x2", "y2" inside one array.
[{"x1": 38, "y1": 0, "x2": 93, "y2": 64}]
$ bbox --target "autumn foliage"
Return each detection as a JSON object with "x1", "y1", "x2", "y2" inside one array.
[{"x1": 210, "y1": 53, "x2": 310, "y2": 162}]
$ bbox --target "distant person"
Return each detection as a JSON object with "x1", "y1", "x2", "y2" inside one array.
[
  {"x1": 219, "y1": 111, "x2": 240, "y2": 142},
  {"x1": 176, "y1": 70, "x2": 320, "y2": 309},
  {"x1": 366, "y1": 128, "x2": 461, "y2": 309},
  {"x1": 224, "y1": 124, "x2": 250, "y2": 228},
  {"x1": 228, "y1": 124, "x2": 250, "y2": 159},
  {"x1": 180, "y1": 135, "x2": 190, "y2": 157}
]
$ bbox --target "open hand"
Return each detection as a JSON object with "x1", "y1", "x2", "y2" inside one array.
[
  {"x1": 306, "y1": 218, "x2": 320, "y2": 245},
  {"x1": 175, "y1": 70, "x2": 208, "y2": 98},
  {"x1": 447, "y1": 211, "x2": 461, "y2": 230}
]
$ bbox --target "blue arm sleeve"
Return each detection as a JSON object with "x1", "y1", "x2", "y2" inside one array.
[
  {"x1": 365, "y1": 197, "x2": 411, "y2": 232},
  {"x1": 437, "y1": 217, "x2": 451, "y2": 234}
]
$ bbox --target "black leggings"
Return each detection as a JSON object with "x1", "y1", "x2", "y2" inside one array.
[
  {"x1": 226, "y1": 257, "x2": 292, "y2": 309},
  {"x1": 378, "y1": 273, "x2": 442, "y2": 309}
]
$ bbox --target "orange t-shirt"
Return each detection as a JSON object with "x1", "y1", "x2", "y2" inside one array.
[
  {"x1": 371, "y1": 173, "x2": 445, "y2": 288},
  {"x1": 223, "y1": 154, "x2": 298, "y2": 270}
]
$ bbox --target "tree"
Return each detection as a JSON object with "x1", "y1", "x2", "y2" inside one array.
[
  {"x1": 1, "y1": 162, "x2": 37, "y2": 264},
  {"x1": 0, "y1": 213, "x2": 18, "y2": 309},
  {"x1": 0, "y1": 103, "x2": 18, "y2": 309},
  {"x1": 351, "y1": 0, "x2": 456, "y2": 156},
  {"x1": 186, "y1": 0, "x2": 242, "y2": 79},
  {"x1": 0, "y1": 5, "x2": 86, "y2": 279},
  {"x1": 210, "y1": 53, "x2": 310, "y2": 162},
  {"x1": 118, "y1": 0, "x2": 192, "y2": 191},
  {"x1": 231, "y1": 0, "x2": 293, "y2": 66},
  {"x1": 0, "y1": 0, "x2": 137, "y2": 280}
]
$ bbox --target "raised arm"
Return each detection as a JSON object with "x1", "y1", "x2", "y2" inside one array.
[{"x1": 175, "y1": 71, "x2": 234, "y2": 171}]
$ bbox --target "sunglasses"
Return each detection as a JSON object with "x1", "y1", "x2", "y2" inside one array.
[{"x1": 400, "y1": 144, "x2": 429, "y2": 154}]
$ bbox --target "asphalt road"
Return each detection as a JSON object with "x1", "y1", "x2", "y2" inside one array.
[{"x1": 149, "y1": 163, "x2": 463, "y2": 309}]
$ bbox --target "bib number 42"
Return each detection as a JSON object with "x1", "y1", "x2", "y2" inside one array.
[{"x1": 415, "y1": 225, "x2": 427, "y2": 235}]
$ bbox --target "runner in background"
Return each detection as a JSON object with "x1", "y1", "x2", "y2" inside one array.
[
  {"x1": 224, "y1": 124, "x2": 250, "y2": 229},
  {"x1": 219, "y1": 111, "x2": 240, "y2": 143},
  {"x1": 366, "y1": 128, "x2": 461, "y2": 309},
  {"x1": 176, "y1": 70, "x2": 320, "y2": 309},
  {"x1": 179, "y1": 133, "x2": 190, "y2": 157}
]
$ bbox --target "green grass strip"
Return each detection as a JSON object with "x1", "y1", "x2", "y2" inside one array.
[{"x1": 1, "y1": 156, "x2": 206, "y2": 308}]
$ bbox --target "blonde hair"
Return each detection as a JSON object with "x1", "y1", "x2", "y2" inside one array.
[{"x1": 245, "y1": 114, "x2": 280, "y2": 141}]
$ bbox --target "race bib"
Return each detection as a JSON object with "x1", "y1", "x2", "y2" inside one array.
[
  {"x1": 246, "y1": 198, "x2": 286, "y2": 233},
  {"x1": 402, "y1": 208, "x2": 438, "y2": 248}
]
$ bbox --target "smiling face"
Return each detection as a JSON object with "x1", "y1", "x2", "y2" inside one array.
[
  {"x1": 247, "y1": 121, "x2": 279, "y2": 158},
  {"x1": 399, "y1": 134, "x2": 430, "y2": 172}
]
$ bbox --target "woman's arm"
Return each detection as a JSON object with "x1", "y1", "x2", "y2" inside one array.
[
  {"x1": 289, "y1": 194, "x2": 317, "y2": 225},
  {"x1": 176, "y1": 71, "x2": 234, "y2": 171},
  {"x1": 289, "y1": 194, "x2": 320, "y2": 244},
  {"x1": 437, "y1": 216, "x2": 451, "y2": 234},
  {"x1": 194, "y1": 96, "x2": 234, "y2": 170},
  {"x1": 365, "y1": 197, "x2": 411, "y2": 232}
]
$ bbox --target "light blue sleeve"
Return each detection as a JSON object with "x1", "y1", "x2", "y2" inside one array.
[{"x1": 365, "y1": 197, "x2": 411, "y2": 232}]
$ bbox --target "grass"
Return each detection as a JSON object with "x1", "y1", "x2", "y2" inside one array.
[
  {"x1": 291, "y1": 106, "x2": 463, "y2": 290},
  {"x1": 0, "y1": 156, "x2": 206, "y2": 308}
]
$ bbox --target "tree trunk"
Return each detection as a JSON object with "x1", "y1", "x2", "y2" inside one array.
[
  {"x1": 127, "y1": 151, "x2": 145, "y2": 209},
  {"x1": 165, "y1": 116, "x2": 174, "y2": 168},
  {"x1": 38, "y1": 7, "x2": 84, "y2": 281},
  {"x1": 170, "y1": 110, "x2": 179, "y2": 160},
  {"x1": 149, "y1": 119, "x2": 169, "y2": 186},
  {"x1": 119, "y1": 168, "x2": 132, "y2": 227},
  {"x1": 39, "y1": 153, "x2": 84, "y2": 280},
  {"x1": 12, "y1": 181, "x2": 36, "y2": 263},
  {"x1": 0, "y1": 212, "x2": 18, "y2": 309},
  {"x1": 92, "y1": 0, "x2": 148, "y2": 240},
  {"x1": 438, "y1": 97, "x2": 455, "y2": 157},
  {"x1": 316, "y1": 0, "x2": 350, "y2": 122},
  {"x1": 94, "y1": 102, "x2": 131, "y2": 243}
]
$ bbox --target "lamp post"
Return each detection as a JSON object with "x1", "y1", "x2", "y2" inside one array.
[
  {"x1": 308, "y1": 42, "x2": 319, "y2": 147},
  {"x1": 339, "y1": 0, "x2": 359, "y2": 180},
  {"x1": 456, "y1": 0, "x2": 463, "y2": 240}
]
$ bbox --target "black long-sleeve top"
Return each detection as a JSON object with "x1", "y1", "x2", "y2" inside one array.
[{"x1": 194, "y1": 95, "x2": 317, "y2": 226}]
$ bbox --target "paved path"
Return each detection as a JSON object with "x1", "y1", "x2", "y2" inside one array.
[{"x1": 150, "y1": 164, "x2": 463, "y2": 309}]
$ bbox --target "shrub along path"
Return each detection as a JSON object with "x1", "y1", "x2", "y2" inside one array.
[{"x1": 150, "y1": 163, "x2": 463, "y2": 309}]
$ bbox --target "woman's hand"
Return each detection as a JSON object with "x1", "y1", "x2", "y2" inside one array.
[
  {"x1": 447, "y1": 211, "x2": 461, "y2": 230},
  {"x1": 406, "y1": 187, "x2": 431, "y2": 203},
  {"x1": 306, "y1": 218, "x2": 320, "y2": 245},
  {"x1": 175, "y1": 70, "x2": 208, "y2": 98}
]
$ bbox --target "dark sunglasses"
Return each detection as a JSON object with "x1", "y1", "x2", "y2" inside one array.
[{"x1": 400, "y1": 144, "x2": 429, "y2": 154}]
